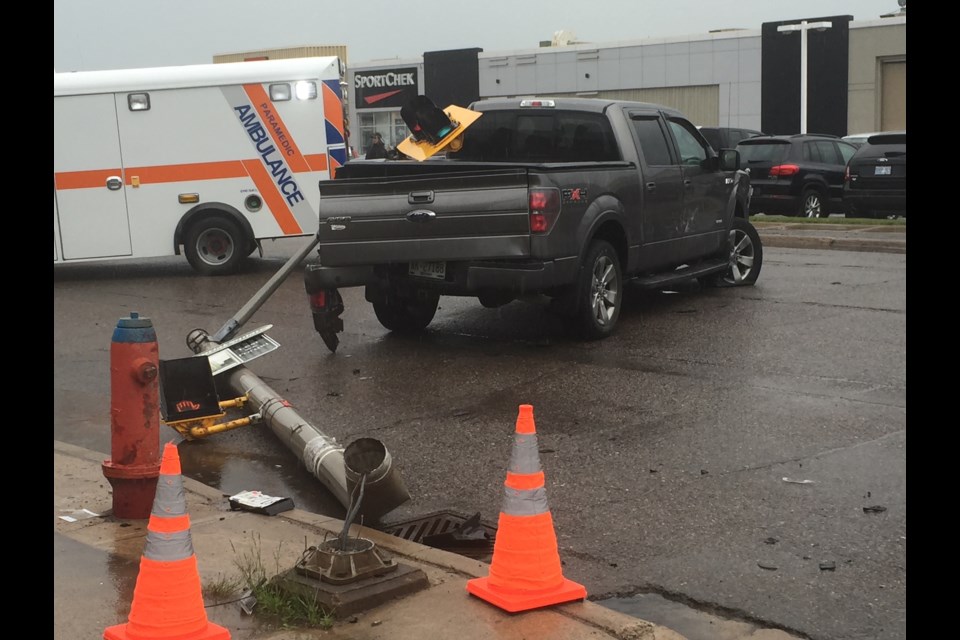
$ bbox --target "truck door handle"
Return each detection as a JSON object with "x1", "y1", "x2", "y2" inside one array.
[
  {"x1": 106, "y1": 176, "x2": 123, "y2": 191},
  {"x1": 408, "y1": 190, "x2": 435, "y2": 204},
  {"x1": 645, "y1": 182, "x2": 657, "y2": 192},
  {"x1": 683, "y1": 179, "x2": 692, "y2": 188}
]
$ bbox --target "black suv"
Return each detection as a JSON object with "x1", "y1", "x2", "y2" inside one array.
[
  {"x1": 737, "y1": 134, "x2": 858, "y2": 218},
  {"x1": 843, "y1": 132, "x2": 906, "y2": 219},
  {"x1": 698, "y1": 126, "x2": 764, "y2": 152}
]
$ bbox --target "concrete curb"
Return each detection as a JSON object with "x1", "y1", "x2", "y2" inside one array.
[
  {"x1": 279, "y1": 508, "x2": 682, "y2": 640},
  {"x1": 752, "y1": 222, "x2": 906, "y2": 254},
  {"x1": 55, "y1": 440, "x2": 684, "y2": 640},
  {"x1": 758, "y1": 234, "x2": 906, "y2": 254}
]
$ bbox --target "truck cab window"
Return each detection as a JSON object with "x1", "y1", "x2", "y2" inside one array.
[
  {"x1": 668, "y1": 120, "x2": 708, "y2": 167},
  {"x1": 451, "y1": 110, "x2": 618, "y2": 162},
  {"x1": 630, "y1": 117, "x2": 673, "y2": 166}
]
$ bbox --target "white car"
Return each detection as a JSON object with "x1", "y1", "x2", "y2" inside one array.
[{"x1": 842, "y1": 130, "x2": 905, "y2": 148}]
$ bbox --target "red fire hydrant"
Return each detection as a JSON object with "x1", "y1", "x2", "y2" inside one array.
[{"x1": 101, "y1": 312, "x2": 162, "y2": 519}]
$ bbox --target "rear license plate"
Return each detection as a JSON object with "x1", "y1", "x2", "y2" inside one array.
[
  {"x1": 874, "y1": 165, "x2": 892, "y2": 175},
  {"x1": 409, "y1": 261, "x2": 446, "y2": 280}
]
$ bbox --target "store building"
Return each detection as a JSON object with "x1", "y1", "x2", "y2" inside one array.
[
  {"x1": 217, "y1": 12, "x2": 905, "y2": 156},
  {"x1": 344, "y1": 13, "x2": 904, "y2": 148},
  {"x1": 351, "y1": 60, "x2": 423, "y2": 157}
]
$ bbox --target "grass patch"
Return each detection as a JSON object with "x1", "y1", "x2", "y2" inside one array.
[
  {"x1": 203, "y1": 572, "x2": 244, "y2": 602},
  {"x1": 750, "y1": 214, "x2": 905, "y2": 226},
  {"x1": 225, "y1": 534, "x2": 335, "y2": 631}
]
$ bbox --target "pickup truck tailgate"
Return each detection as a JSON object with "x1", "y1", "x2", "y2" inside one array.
[{"x1": 316, "y1": 168, "x2": 531, "y2": 266}]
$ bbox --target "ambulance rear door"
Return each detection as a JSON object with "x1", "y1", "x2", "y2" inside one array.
[{"x1": 54, "y1": 93, "x2": 132, "y2": 260}]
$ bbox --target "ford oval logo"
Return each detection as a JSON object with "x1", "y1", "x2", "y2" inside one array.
[{"x1": 406, "y1": 209, "x2": 437, "y2": 222}]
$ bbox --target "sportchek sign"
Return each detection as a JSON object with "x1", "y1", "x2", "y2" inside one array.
[{"x1": 354, "y1": 67, "x2": 419, "y2": 109}]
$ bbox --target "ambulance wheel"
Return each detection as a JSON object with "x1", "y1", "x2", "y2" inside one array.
[{"x1": 184, "y1": 216, "x2": 246, "y2": 276}]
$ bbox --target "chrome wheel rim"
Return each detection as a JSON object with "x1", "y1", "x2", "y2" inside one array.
[
  {"x1": 590, "y1": 256, "x2": 619, "y2": 326},
  {"x1": 196, "y1": 228, "x2": 235, "y2": 266},
  {"x1": 803, "y1": 194, "x2": 822, "y2": 218},
  {"x1": 723, "y1": 229, "x2": 755, "y2": 284}
]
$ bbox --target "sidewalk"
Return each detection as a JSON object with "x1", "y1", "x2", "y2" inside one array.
[
  {"x1": 752, "y1": 220, "x2": 906, "y2": 254},
  {"x1": 54, "y1": 440, "x2": 686, "y2": 640}
]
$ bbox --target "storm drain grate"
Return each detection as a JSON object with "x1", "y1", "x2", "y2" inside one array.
[{"x1": 378, "y1": 510, "x2": 497, "y2": 560}]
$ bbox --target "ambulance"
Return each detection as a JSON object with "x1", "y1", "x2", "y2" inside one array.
[{"x1": 54, "y1": 57, "x2": 347, "y2": 275}]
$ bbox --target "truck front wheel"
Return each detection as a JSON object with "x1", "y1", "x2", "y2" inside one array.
[
  {"x1": 370, "y1": 288, "x2": 440, "y2": 333},
  {"x1": 574, "y1": 240, "x2": 623, "y2": 340},
  {"x1": 184, "y1": 215, "x2": 246, "y2": 276},
  {"x1": 701, "y1": 217, "x2": 763, "y2": 287}
]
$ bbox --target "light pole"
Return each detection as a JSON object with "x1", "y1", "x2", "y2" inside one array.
[{"x1": 777, "y1": 20, "x2": 833, "y2": 134}]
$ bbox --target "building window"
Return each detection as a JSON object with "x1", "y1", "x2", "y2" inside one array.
[{"x1": 359, "y1": 111, "x2": 406, "y2": 156}]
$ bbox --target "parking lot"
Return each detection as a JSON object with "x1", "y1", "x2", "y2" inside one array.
[{"x1": 54, "y1": 235, "x2": 906, "y2": 640}]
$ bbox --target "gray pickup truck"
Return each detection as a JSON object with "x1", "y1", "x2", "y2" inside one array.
[{"x1": 304, "y1": 97, "x2": 761, "y2": 348}]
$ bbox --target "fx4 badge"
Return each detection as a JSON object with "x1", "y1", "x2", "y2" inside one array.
[{"x1": 562, "y1": 187, "x2": 587, "y2": 204}]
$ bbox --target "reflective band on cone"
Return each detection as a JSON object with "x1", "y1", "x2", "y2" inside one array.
[
  {"x1": 466, "y1": 404, "x2": 586, "y2": 613},
  {"x1": 104, "y1": 442, "x2": 231, "y2": 640}
]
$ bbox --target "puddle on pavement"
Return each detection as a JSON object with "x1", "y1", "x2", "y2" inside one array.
[
  {"x1": 54, "y1": 531, "x2": 279, "y2": 640},
  {"x1": 177, "y1": 433, "x2": 347, "y2": 518},
  {"x1": 54, "y1": 531, "x2": 139, "y2": 637},
  {"x1": 597, "y1": 592, "x2": 799, "y2": 640}
]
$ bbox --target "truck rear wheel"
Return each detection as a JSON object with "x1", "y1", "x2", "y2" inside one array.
[
  {"x1": 574, "y1": 240, "x2": 622, "y2": 339},
  {"x1": 371, "y1": 289, "x2": 440, "y2": 333},
  {"x1": 184, "y1": 215, "x2": 246, "y2": 276}
]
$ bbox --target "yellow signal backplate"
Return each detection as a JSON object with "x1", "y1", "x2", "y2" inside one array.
[{"x1": 397, "y1": 105, "x2": 483, "y2": 162}]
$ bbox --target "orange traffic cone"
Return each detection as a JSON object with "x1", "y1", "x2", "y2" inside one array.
[
  {"x1": 467, "y1": 404, "x2": 586, "y2": 612},
  {"x1": 104, "y1": 442, "x2": 231, "y2": 640}
]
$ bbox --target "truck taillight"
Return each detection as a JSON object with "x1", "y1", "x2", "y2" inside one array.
[
  {"x1": 309, "y1": 290, "x2": 327, "y2": 310},
  {"x1": 529, "y1": 188, "x2": 561, "y2": 234},
  {"x1": 769, "y1": 164, "x2": 799, "y2": 177}
]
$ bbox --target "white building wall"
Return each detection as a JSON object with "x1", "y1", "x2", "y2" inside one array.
[
  {"x1": 847, "y1": 18, "x2": 907, "y2": 134},
  {"x1": 342, "y1": 16, "x2": 902, "y2": 145},
  {"x1": 477, "y1": 31, "x2": 762, "y2": 131}
]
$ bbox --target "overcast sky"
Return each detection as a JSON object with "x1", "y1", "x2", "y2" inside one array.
[{"x1": 54, "y1": 0, "x2": 901, "y2": 72}]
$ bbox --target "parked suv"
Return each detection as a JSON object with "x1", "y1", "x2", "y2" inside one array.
[
  {"x1": 737, "y1": 134, "x2": 858, "y2": 218},
  {"x1": 843, "y1": 132, "x2": 906, "y2": 219},
  {"x1": 698, "y1": 126, "x2": 765, "y2": 152}
]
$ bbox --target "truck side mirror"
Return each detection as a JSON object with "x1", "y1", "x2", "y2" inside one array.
[{"x1": 718, "y1": 149, "x2": 741, "y2": 171}]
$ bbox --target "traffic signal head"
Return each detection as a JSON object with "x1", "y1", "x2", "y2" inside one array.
[
  {"x1": 401, "y1": 95, "x2": 457, "y2": 145},
  {"x1": 396, "y1": 96, "x2": 483, "y2": 162}
]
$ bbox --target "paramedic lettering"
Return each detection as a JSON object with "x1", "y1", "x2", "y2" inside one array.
[
  {"x1": 234, "y1": 104, "x2": 304, "y2": 206},
  {"x1": 261, "y1": 104, "x2": 295, "y2": 157}
]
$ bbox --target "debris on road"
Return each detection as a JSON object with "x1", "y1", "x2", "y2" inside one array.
[
  {"x1": 58, "y1": 508, "x2": 102, "y2": 522},
  {"x1": 863, "y1": 505, "x2": 888, "y2": 514},
  {"x1": 819, "y1": 561, "x2": 837, "y2": 571},
  {"x1": 229, "y1": 490, "x2": 295, "y2": 516},
  {"x1": 238, "y1": 589, "x2": 257, "y2": 615},
  {"x1": 757, "y1": 562, "x2": 778, "y2": 571},
  {"x1": 782, "y1": 477, "x2": 815, "y2": 484}
]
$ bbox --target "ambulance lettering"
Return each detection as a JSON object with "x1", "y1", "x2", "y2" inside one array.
[
  {"x1": 260, "y1": 103, "x2": 295, "y2": 157},
  {"x1": 234, "y1": 104, "x2": 304, "y2": 206}
]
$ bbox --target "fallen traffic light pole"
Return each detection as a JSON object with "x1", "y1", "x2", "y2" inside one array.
[{"x1": 179, "y1": 231, "x2": 408, "y2": 522}]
